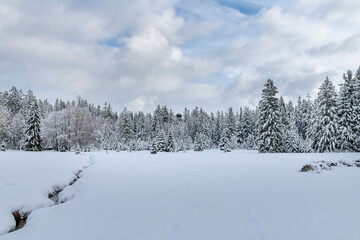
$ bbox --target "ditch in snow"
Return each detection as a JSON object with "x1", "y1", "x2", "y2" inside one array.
[{"x1": 9, "y1": 169, "x2": 84, "y2": 233}]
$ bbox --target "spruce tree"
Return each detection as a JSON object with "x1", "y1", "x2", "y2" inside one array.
[
  {"x1": 0, "y1": 105, "x2": 10, "y2": 146},
  {"x1": 194, "y1": 132, "x2": 207, "y2": 151},
  {"x1": 213, "y1": 111, "x2": 221, "y2": 146},
  {"x1": 219, "y1": 109, "x2": 237, "y2": 151},
  {"x1": 24, "y1": 101, "x2": 42, "y2": 151},
  {"x1": 117, "y1": 108, "x2": 134, "y2": 151},
  {"x1": 155, "y1": 130, "x2": 167, "y2": 152},
  {"x1": 236, "y1": 107, "x2": 244, "y2": 146},
  {"x1": 226, "y1": 107, "x2": 236, "y2": 137},
  {"x1": 337, "y1": 71, "x2": 356, "y2": 151},
  {"x1": 23, "y1": 90, "x2": 37, "y2": 117},
  {"x1": 102, "y1": 121, "x2": 111, "y2": 152},
  {"x1": 279, "y1": 96, "x2": 290, "y2": 152},
  {"x1": 219, "y1": 126, "x2": 231, "y2": 152},
  {"x1": 279, "y1": 96, "x2": 289, "y2": 128},
  {"x1": 241, "y1": 107, "x2": 255, "y2": 148},
  {"x1": 353, "y1": 66, "x2": 360, "y2": 150},
  {"x1": 6, "y1": 87, "x2": 23, "y2": 116},
  {"x1": 257, "y1": 79, "x2": 283, "y2": 153},
  {"x1": 245, "y1": 133, "x2": 256, "y2": 150},
  {"x1": 150, "y1": 139, "x2": 158, "y2": 154},
  {"x1": 283, "y1": 102, "x2": 303, "y2": 152},
  {"x1": 166, "y1": 132, "x2": 175, "y2": 152},
  {"x1": 310, "y1": 77, "x2": 338, "y2": 152}
]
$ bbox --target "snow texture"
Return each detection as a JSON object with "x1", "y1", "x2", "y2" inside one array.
[
  {"x1": 0, "y1": 151, "x2": 90, "y2": 235},
  {"x1": 1, "y1": 150, "x2": 360, "y2": 240}
]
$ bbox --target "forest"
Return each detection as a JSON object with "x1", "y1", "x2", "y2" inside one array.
[{"x1": 0, "y1": 66, "x2": 359, "y2": 153}]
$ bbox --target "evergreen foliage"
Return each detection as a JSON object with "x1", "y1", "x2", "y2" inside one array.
[
  {"x1": 257, "y1": 79, "x2": 283, "y2": 153},
  {"x1": 219, "y1": 126, "x2": 231, "y2": 152},
  {"x1": 166, "y1": 132, "x2": 176, "y2": 152},
  {"x1": 155, "y1": 130, "x2": 168, "y2": 152},
  {"x1": 1, "y1": 65, "x2": 360, "y2": 153},
  {"x1": 24, "y1": 101, "x2": 42, "y2": 151},
  {"x1": 117, "y1": 108, "x2": 134, "y2": 151},
  {"x1": 150, "y1": 139, "x2": 158, "y2": 154},
  {"x1": 337, "y1": 71, "x2": 357, "y2": 151},
  {"x1": 0, "y1": 105, "x2": 10, "y2": 147},
  {"x1": 194, "y1": 132, "x2": 205, "y2": 151},
  {"x1": 353, "y1": 66, "x2": 360, "y2": 149},
  {"x1": 310, "y1": 77, "x2": 338, "y2": 152}
]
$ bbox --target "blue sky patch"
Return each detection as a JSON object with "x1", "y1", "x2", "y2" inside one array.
[{"x1": 217, "y1": 0, "x2": 265, "y2": 14}]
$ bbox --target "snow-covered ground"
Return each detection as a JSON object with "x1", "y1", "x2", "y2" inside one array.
[
  {"x1": 1, "y1": 150, "x2": 360, "y2": 240},
  {"x1": 0, "y1": 151, "x2": 91, "y2": 235}
]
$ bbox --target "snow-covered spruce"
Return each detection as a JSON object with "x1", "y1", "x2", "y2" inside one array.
[
  {"x1": 257, "y1": 79, "x2": 283, "y2": 153},
  {"x1": 1, "y1": 66, "x2": 360, "y2": 153},
  {"x1": 309, "y1": 77, "x2": 338, "y2": 152},
  {"x1": 23, "y1": 101, "x2": 42, "y2": 151},
  {"x1": 337, "y1": 70, "x2": 357, "y2": 151}
]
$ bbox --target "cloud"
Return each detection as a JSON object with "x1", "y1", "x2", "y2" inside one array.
[
  {"x1": 126, "y1": 95, "x2": 158, "y2": 112},
  {"x1": 0, "y1": 0, "x2": 359, "y2": 113},
  {"x1": 218, "y1": 0, "x2": 360, "y2": 107}
]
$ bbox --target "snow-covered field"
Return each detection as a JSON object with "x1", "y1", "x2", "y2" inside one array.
[{"x1": 1, "y1": 150, "x2": 360, "y2": 240}]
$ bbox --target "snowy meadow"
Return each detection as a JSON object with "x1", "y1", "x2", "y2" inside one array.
[
  {"x1": 2, "y1": 0, "x2": 360, "y2": 239},
  {"x1": 1, "y1": 150, "x2": 359, "y2": 240}
]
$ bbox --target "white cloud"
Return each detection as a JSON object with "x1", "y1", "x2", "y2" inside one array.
[
  {"x1": 0, "y1": 0, "x2": 359, "y2": 113},
  {"x1": 126, "y1": 95, "x2": 158, "y2": 112},
  {"x1": 217, "y1": 0, "x2": 360, "y2": 107}
]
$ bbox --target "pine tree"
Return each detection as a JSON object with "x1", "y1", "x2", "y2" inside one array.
[
  {"x1": 226, "y1": 107, "x2": 236, "y2": 137},
  {"x1": 6, "y1": 87, "x2": 23, "y2": 116},
  {"x1": 241, "y1": 107, "x2": 255, "y2": 148},
  {"x1": 310, "y1": 77, "x2": 338, "y2": 152},
  {"x1": 219, "y1": 126, "x2": 231, "y2": 152},
  {"x1": 134, "y1": 112, "x2": 146, "y2": 141},
  {"x1": 194, "y1": 132, "x2": 207, "y2": 151},
  {"x1": 183, "y1": 136, "x2": 192, "y2": 151},
  {"x1": 219, "y1": 108, "x2": 237, "y2": 152},
  {"x1": 102, "y1": 121, "x2": 111, "y2": 152},
  {"x1": 245, "y1": 133, "x2": 257, "y2": 150},
  {"x1": 155, "y1": 130, "x2": 167, "y2": 152},
  {"x1": 23, "y1": 90, "x2": 37, "y2": 117},
  {"x1": 24, "y1": 101, "x2": 42, "y2": 151},
  {"x1": 257, "y1": 79, "x2": 283, "y2": 153},
  {"x1": 279, "y1": 96, "x2": 289, "y2": 128},
  {"x1": 5, "y1": 72, "x2": 360, "y2": 154},
  {"x1": 117, "y1": 108, "x2": 134, "y2": 151},
  {"x1": 213, "y1": 111, "x2": 221, "y2": 146},
  {"x1": 295, "y1": 95, "x2": 313, "y2": 141},
  {"x1": 279, "y1": 96, "x2": 290, "y2": 152},
  {"x1": 337, "y1": 71, "x2": 356, "y2": 151},
  {"x1": 353, "y1": 66, "x2": 360, "y2": 150},
  {"x1": 236, "y1": 107, "x2": 244, "y2": 146},
  {"x1": 166, "y1": 132, "x2": 176, "y2": 152},
  {"x1": 150, "y1": 138, "x2": 158, "y2": 154},
  {"x1": 0, "y1": 105, "x2": 10, "y2": 148},
  {"x1": 283, "y1": 102, "x2": 303, "y2": 152}
]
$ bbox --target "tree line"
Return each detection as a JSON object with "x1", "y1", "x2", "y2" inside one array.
[{"x1": 0, "y1": 66, "x2": 359, "y2": 153}]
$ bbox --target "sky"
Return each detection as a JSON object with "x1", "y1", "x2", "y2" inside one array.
[{"x1": 0, "y1": 0, "x2": 360, "y2": 113}]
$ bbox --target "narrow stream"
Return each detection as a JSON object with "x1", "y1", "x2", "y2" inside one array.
[
  {"x1": 48, "y1": 189, "x2": 62, "y2": 205},
  {"x1": 9, "y1": 212, "x2": 29, "y2": 233},
  {"x1": 9, "y1": 169, "x2": 84, "y2": 233}
]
